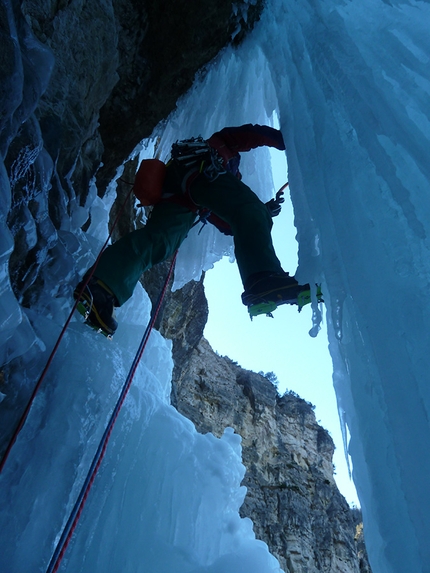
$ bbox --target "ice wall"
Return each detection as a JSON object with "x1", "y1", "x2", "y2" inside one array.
[
  {"x1": 257, "y1": 1, "x2": 430, "y2": 572},
  {"x1": 0, "y1": 282, "x2": 280, "y2": 572},
  {"x1": 155, "y1": 1, "x2": 430, "y2": 570},
  {"x1": 2, "y1": 0, "x2": 430, "y2": 571}
]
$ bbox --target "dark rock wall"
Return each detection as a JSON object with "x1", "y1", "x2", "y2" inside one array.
[
  {"x1": 18, "y1": 0, "x2": 264, "y2": 199},
  {"x1": 4, "y1": 0, "x2": 262, "y2": 304}
]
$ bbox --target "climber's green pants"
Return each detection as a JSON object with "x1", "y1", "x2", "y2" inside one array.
[{"x1": 95, "y1": 171, "x2": 283, "y2": 305}]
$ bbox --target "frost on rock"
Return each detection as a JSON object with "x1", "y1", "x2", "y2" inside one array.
[{"x1": 0, "y1": 5, "x2": 54, "y2": 365}]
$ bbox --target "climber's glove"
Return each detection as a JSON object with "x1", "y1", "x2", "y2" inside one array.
[{"x1": 265, "y1": 189, "x2": 285, "y2": 217}]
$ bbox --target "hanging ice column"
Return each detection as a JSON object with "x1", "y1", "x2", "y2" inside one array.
[{"x1": 255, "y1": 1, "x2": 430, "y2": 571}]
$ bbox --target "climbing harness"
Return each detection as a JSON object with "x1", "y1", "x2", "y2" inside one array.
[
  {"x1": 171, "y1": 137, "x2": 211, "y2": 166},
  {"x1": 46, "y1": 252, "x2": 178, "y2": 573}
]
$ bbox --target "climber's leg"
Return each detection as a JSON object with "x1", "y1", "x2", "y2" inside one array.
[
  {"x1": 190, "y1": 172, "x2": 283, "y2": 284},
  {"x1": 93, "y1": 201, "x2": 196, "y2": 305}
]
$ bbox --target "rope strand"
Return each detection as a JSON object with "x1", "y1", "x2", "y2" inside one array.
[{"x1": 46, "y1": 251, "x2": 178, "y2": 573}]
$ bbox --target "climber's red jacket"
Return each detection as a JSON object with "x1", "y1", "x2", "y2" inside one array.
[{"x1": 207, "y1": 124, "x2": 286, "y2": 178}]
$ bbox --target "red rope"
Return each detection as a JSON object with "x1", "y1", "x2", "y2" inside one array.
[
  {"x1": 47, "y1": 251, "x2": 178, "y2": 573},
  {"x1": 0, "y1": 184, "x2": 136, "y2": 474}
]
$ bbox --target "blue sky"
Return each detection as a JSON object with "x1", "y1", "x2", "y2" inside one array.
[{"x1": 203, "y1": 150, "x2": 359, "y2": 507}]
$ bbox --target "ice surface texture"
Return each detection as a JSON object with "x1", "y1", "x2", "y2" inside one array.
[
  {"x1": 2, "y1": 0, "x2": 430, "y2": 571},
  {"x1": 144, "y1": 0, "x2": 430, "y2": 570},
  {"x1": 259, "y1": 1, "x2": 430, "y2": 571}
]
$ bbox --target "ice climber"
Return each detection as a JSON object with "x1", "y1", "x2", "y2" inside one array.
[{"x1": 74, "y1": 124, "x2": 321, "y2": 337}]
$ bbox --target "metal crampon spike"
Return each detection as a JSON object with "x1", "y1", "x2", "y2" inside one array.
[{"x1": 248, "y1": 301, "x2": 278, "y2": 319}]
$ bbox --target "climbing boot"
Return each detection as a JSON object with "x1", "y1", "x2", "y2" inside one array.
[
  {"x1": 73, "y1": 276, "x2": 118, "y2": 338},
  {"x1": 242, "y1": 272, "x2": 323, "y2": 318}
]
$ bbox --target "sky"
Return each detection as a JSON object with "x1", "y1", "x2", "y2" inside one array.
[{"x1": 203, "y1": 149, "x2": 360, "y2": 508}]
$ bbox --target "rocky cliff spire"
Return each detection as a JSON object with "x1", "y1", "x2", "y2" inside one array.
[{"x1": 142, "y1": 265, "x2": 371, "y2": 573}]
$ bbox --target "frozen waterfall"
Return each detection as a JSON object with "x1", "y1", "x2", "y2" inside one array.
[{"x1": 1, "y1": 0, "x2": 430, "y2": 572}]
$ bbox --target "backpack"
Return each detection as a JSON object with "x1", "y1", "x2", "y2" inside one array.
[{"x1": 133, "y1": 158, "x2": 166, "y2": 206}]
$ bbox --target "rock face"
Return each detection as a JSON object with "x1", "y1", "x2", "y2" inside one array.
[
  {"x1": 150, "y1": 278, "x2": 372, "y2": 573},
  {"x1": 17, "y1": 0, "x2": 263, "y2": 199},
  {"x1": 177, "y1": 340, "x2": 358, "y2": 572}
]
